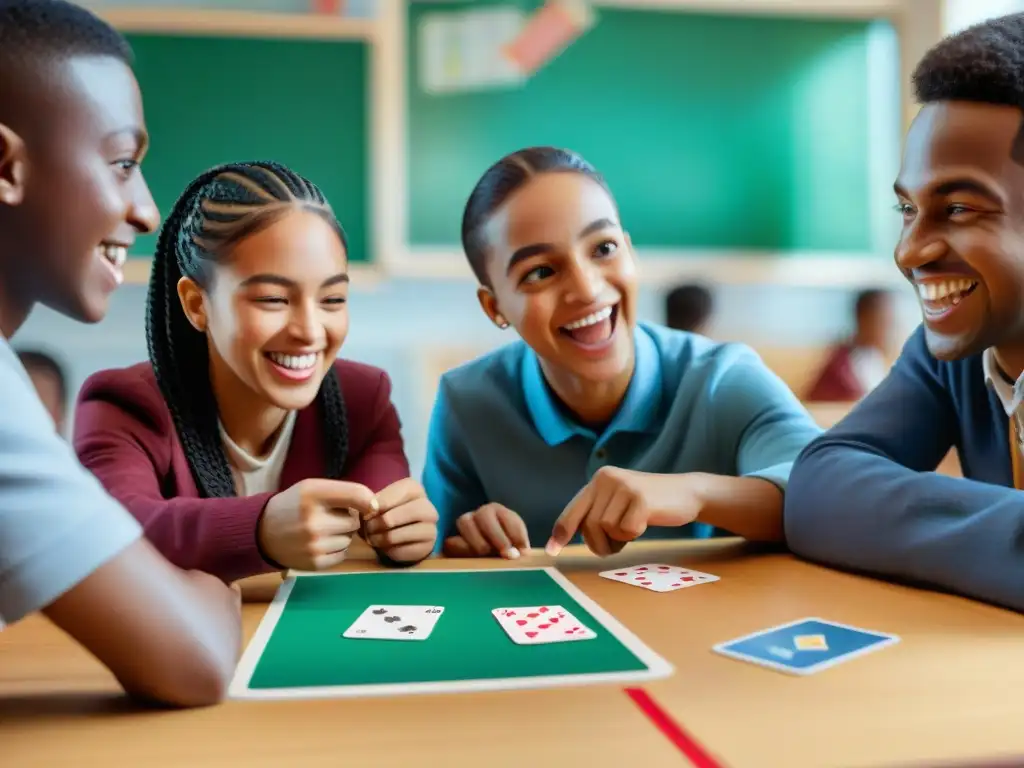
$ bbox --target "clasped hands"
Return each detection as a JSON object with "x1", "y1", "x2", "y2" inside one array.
[
  {"x1": 443, "y1": 467, "x2": 705, "y2": 559},
  {"x1": 258, "y1": 477, "x2": 439, "y2": 571}
]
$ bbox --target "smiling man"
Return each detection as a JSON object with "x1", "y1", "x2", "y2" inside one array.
[{"x1": 784, "y1": 13, "x2": 1024, "y2": 613}]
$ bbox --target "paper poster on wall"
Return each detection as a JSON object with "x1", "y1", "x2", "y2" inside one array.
[
  {"x1": 418, "y1": 6, "x2": 526, "y2": 94},
  {"x1": 504, "y1": 0, "x2": 595, "y2": 76},
  {"x1": 310, "y1": 0, "x2": 344, "y2": 14}
]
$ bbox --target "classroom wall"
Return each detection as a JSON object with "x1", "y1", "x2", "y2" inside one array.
[{"x1": 943, "y1": 0, "x2": 1024, "y2": 32}]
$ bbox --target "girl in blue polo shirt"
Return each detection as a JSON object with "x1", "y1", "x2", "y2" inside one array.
[{"x1": 423, "y1": 146, "x2": 821, "y2": 559}]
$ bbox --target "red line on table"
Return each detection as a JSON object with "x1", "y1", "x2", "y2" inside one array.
[{"x1": 624, "y1": 687, "x2": 724, "y2": 767}]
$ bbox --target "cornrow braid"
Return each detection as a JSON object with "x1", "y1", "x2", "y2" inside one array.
[{"x1": 145, "y1": 160, "x2": 350, "y2": 498}]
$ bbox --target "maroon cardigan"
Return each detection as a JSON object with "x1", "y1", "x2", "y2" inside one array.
[{"x1": 73, "y1": 360, "x2": 411, "y2": 582}]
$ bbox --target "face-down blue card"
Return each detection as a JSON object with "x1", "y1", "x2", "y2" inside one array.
[{"x1": 713, "y1": 617, "x2": 899, "y2": 676}]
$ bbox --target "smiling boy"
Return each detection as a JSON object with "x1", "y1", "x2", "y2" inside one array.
[
  {"x1": 0, "y1": 0, "x2": 242, "y2": 705},
  {"x1": 785, "y1": 13, "x2": 1024, "y2": 613}
]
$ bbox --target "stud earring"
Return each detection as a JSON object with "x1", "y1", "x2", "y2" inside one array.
[{"x1": 496, "y1": 316, "x2": 509, "y2": 329}]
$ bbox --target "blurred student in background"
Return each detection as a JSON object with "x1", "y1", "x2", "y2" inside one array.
[
  {"x1": 665, "y1": 283, "x2": 715, "y2": 336},
  {"x1": 423, "y1": 146, "x2": 821, "y2": 559},
  {"x1": 17, "y1": 348, "x2": 68, "y2": 432},
  {"x1": 805, "y1": 289, "x2": 894, "y2": 402}
]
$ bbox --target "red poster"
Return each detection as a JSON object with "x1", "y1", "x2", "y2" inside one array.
[{"x1": 504, "y1": 0, "x2": 594, "y2": 75}]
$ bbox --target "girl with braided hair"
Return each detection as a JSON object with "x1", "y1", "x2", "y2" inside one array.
[{"x1": 73, "y1": 161, "x2": 438, "y2": 582}]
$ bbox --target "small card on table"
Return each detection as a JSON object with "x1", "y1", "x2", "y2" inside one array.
[
  {"x1": 712, "y1": 617, "x2": 899, "y2": 676},
  {"x1": 492, "y1": 605, "x2": 596, "y2": 645},
  {"x1": 343, "y1": 605, "x2": 444, "y2": 641},
  {"x1": 599, "y1": 563, "x2": 719, "y2": 592}
]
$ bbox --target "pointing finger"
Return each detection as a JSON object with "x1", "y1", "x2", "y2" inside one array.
[{"x1": 546, "y1": 481, "x2": 596, "y2": 556}]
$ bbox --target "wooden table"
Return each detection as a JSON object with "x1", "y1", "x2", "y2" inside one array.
[{"x1": 2, "y1": 540, "x2": 1023, "y2": 768}]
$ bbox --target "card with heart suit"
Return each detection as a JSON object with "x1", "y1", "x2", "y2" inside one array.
[
  {"x1": 342, "y1": 605, "x2": 444, "y2": 641},
  {"x1": 599, "y1": 563, "x2": 720, "y2": 593},
  {"x1": 492, "y1": 605, "x2": 597, "y2": 645}
]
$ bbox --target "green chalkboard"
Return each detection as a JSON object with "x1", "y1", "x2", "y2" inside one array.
[
  {"x1": 230, "y1": 568, "x2": 671, "y2": 699},
  {"x1": 407, "y1": 4, "x2": 885, "y2": 253},
  {"x1": 126, "y1": 33, "x2": 370, "y2": 262}
]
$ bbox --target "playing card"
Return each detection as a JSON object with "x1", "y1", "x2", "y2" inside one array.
[
  {"x1": 713, "y1": 618, "x2": 899, "y2": 676},
  {"x1": 342, "y1": 605, "x2": 444, "y2": 641},
  {"x1": 492, "y1": 605, "x2": 597, "y2": 645},
  {"x1": 598, "y1": 563, "x2": 719, "y2": 593}
]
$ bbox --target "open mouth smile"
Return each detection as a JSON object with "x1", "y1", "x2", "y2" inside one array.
[
  {"x1": 918, "y1": 278, "x2": 978, "y2": 320},
  {"x1": 98, "y1": 243, "x2": 128, "y2": 286},
  {"x1": 264, "y1": 351, "x2": 320, "y2": 382},
  {"x1": 101, "y1": 243, "x2": 127, "y2": 269},
  {"x1": 558, "y1": 304, "x2": 619, "y2": 350}
]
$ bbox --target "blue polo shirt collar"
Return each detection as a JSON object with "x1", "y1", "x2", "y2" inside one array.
[{"x1": 521, "y1": 324, "x2": 663, "y2": 446}]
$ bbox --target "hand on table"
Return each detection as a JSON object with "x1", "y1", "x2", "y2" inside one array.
[
  {"x1": 545, "y1": 467, "x2": 704, "y2": 557},
  {"x1": 362, "y1": 478, "x2": 439, "y2": 564},
  {"x1": 443, "y1": 504, "x2": 530, "y2": 559},
  {"x1": 258, "y1": 478, "x2": 377, "y2": 570}
]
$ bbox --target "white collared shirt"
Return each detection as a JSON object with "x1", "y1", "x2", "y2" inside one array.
[{"x1": 982, "y1": 348, "x2": 1024, "y2": 450}]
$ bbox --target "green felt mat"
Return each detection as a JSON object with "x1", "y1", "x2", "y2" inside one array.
[{"x1": 231, "y1": 568, "x2": 672, "y2": 699}]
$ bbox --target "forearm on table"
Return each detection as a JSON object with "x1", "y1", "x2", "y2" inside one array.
[
  {"x1": 44, "y1": 538, "x2": 241, "y2": 708},
  {"x1": 785, "y1": 445, "x2": 1024, "y2": 612},
  {"x1": 693, "y1": 473, "x2": 784, "y2": 542}
]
